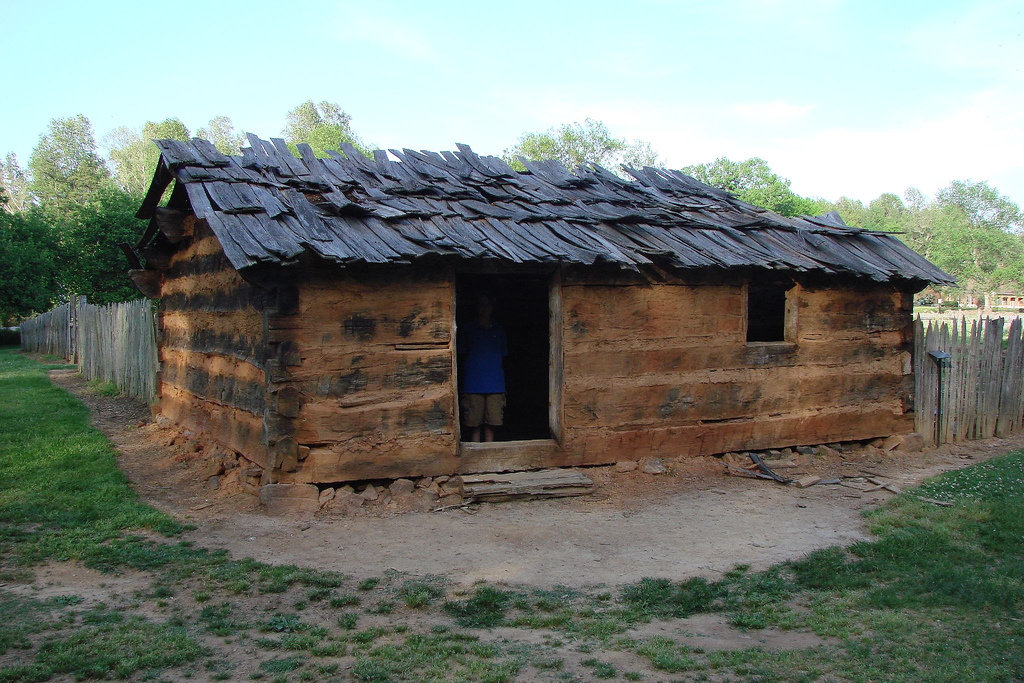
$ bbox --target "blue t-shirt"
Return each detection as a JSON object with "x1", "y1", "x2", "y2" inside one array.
[{"x1": 458, "y1": 321, "x2": 507, "y2": 394}]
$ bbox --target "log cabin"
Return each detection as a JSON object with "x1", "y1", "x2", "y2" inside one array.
[{"x1": 129, "y1": 136, "x2": 954, "y2": 485}]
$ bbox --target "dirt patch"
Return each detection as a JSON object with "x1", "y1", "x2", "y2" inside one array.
[
  {"x1": 629, "y1": 612, "x2": 827, "y2": 651},
  {"x1": 3, "y1": 560, "x2": 151, "y2": 608},
  {"x1": 50, "y1": 369, "x2": 1024, "y2": 588}
]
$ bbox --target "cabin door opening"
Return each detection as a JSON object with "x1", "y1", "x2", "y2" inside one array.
[{"x1": 455, "y1": 273, "x2": 551, "y2": 442}]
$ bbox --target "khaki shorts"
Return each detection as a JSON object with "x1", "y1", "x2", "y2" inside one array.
[{"x1": 461, "y1": 393, "x2": 505, "y2": 427}]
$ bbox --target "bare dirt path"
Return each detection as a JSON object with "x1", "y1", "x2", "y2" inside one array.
[{"x1": 50, "y1": 369, "x2": 1024, "y2": 589}]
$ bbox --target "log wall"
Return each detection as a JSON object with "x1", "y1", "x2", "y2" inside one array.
[
  {"x1": 157, "y1": 218, "x2": 271, "y2": 466},
  {"x1": 560, "y1": 277, "x2": 914, "y2": 464},
  {"x1": 268, "y1": 268, "x2": 459, "y2": 483}
]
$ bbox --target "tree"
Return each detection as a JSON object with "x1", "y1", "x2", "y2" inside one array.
[
  {"x1": 106, "y1": 118, "x2": 190, "y2": 196},
  {"x1": 503, "y1": 119, "x2": 662, "y2": 175},
  {"x1": 936, "y1": 179, "x2": 1023, "y2": 233},
  {"x1": 0, "y1": 209, "x2": 59, "y2": 324},
  {"x1": 56, "y1": 186, "x2": 148, "y2": 304},
  {"x1": 682, "y1": 157, "x2": 818, "y2": 217},
  {"x1": 197, "y1": 116, "x2": 245, "y2": 155},
  {"x1": 283, "y1": 100, "x2": 370, "y2": 157},
  {"x1": 28, "y1": 115, "x2": 111, "y2": 219},
  {"x1": 0, "y1": 153, "x2": 31, "y2": 213}
]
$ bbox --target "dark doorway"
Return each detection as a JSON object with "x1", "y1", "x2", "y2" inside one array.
[{"x1": 456, "y1": 273, "x2": 551, "y2": 441}]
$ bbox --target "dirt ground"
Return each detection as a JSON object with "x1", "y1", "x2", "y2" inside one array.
[{"x1": 50, "y1": 369, "x2": 1024, "y2": 589}]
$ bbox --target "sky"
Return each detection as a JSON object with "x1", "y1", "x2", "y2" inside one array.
[{"x1": 1, "y1": 0, "x2": 1022, "y2": 206}]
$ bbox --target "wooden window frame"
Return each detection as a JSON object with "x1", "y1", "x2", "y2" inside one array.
[{"x1": 743, "y1": 279, "x2": 798, "y2": 347}]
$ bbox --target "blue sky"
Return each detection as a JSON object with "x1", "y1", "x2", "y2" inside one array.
[{"x1": 1, "y1": 0, "x2": 1022, "y2": 205}]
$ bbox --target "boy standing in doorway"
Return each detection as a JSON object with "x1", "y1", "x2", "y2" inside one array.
[{"x1": 458, "y1": 292, "x2": 507, "y2": 442}]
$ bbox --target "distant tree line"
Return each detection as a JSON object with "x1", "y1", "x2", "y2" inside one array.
[{"x1": 1, "y1": 109, "x2": 1020, "y2": 325}]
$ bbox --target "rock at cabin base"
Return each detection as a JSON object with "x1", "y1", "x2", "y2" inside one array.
[
  {"x1": 318, "y1": 488, "x2": 336, "y2": 507},
  {"x1": 360, "y1": 484, "x2": 379, "y2": 501},
  {"x1": 796, "y1": 445, "x2": 817, "y2": 456},
  {"x1": 641, "y1": 458, "x2": 667, "y2": 475},
  {"x1": 332, "y1": 489, "x2": 364, "y2": 514},
  {"x1": 881, "y1": 434, "x2": 902, "y2": 451},
  {"x1": 259, "y1": 483, "x2": 320, "y2": 517},
  {"x1": 897, "y1": 432, "x2": 925, "y2": 452},
  {"x1": 615, "y1": 460, "x2": 638, "y2": 473},
  {"x1": 390, "y1": 479, "x2": 416, "y2": 496}
]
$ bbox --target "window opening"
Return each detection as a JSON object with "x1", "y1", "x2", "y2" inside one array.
[
  {"x1": 747, "y1": 283, "x2": 789, "y2": 342},
  {"x1": 456, "y1": 274, "x2": 551, "y2": 442}
]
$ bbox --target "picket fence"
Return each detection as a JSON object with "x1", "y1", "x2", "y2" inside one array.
[
  {"x1": 914, "y1": 316, "x2": 1024, "y2": 445},
  {"x1": 19, "y1": 297, "x2": 159, "y2": 403}
]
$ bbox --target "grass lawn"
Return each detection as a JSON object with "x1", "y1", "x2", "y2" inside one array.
[{"x1": 1, "y1": 344, "x2": 1023, "y2": 681}]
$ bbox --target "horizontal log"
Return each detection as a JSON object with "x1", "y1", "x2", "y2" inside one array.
[
  {"x1": 161, "y1": 358, "x2": 266, "y2": 416},
  {"x1": 272, "y1": 347, "x2": 452, "y2": 390},
  {"x1": 562, "y1": 338, "x2": 900, "y2": 378},
  {"x1": 282, "y1": 436, "x2": 459, "y2": 483},
  {"x1": 564, "y1": 364, "x2": 905, "y2": 428},
  {"x1": 160, "y1": 385, "x2": 268, "y2": 467},
  {"x1": 294, "y1": 389, "x2": 455, "y2": 442},
  {"x1": 566, "y1": 405, "x2": 913, "y2": 464}
]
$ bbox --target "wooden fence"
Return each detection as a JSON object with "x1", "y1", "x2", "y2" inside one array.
[
  {"x1": 19, "y1": 298, "x2": 159, "y2": 403},
  {"x1": 914, "y1": 316, "x2": 1024, "y2": 445}
]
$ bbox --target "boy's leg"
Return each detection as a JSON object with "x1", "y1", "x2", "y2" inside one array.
[
  {"x1": 460, "y1": 394, "x2": 485, "y2": 442},
  {"x1": 482, "y1": 393, "x2": 505, "y2": 442}
]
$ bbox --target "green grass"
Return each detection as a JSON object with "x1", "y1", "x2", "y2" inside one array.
[{"x1": 3, "y1": 347, "x2": 1024, "y2": 681}]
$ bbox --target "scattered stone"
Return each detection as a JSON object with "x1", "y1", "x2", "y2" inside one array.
[
  {"x1": 205, "y1": 475, "x2": 221, "y2": 490},
  {"x1": 438, "y1": 481, "x2": 462, "y2": 497},
  {"x1": 779, "y1": 448, "x2": 794, "y2": 457},
  {"x1": 416, "y1": 477, "x2": 434, "y2": 489},
  {"x1": 338, "y1": 484, "x2": 355, "y2": 494},
  {"x1": 200, "y1": 458, "x2": 224, "y2": 479},
  {"x1": 898, "y1": 432, "x2": 925, "y2": 453},
  {"x1": 437, "y1": 494, "x2": 464, "y2": 507},
  {"x1": 796, "y1": 475, "x2": 822, "y2": 488},
  {"x1": 880, "y1": 435, "x2": 902, "y2": 451},
  {"x1": 641, "y1": 458, "x2": 667, "y2": 475},
  {"x1": 390, "y1": 478, "x2": 415, "y2": 496},
  {"x1": 155, "y1": 414, "x2": 172, "y2": 429},
  {"x1": 766, "y1": 449, "x2": 782, "y2": 458},
  {"x1": 259, "y1": 483, "x2": 320, "y2": 517},
  {"x1": 318, "y1": 488, "x2": 336, "y2": 507},
  {"x1": 434, "y1": 475, "x2": 450, "y2": 485},
  {"x1": 614, "y1": 460, "x2": 638, "y2": 473},
  {"x1": 333, "y1": 489, "x2": 364, "y2": 514},
  {"x1": 722, "y1": 452, "x2": 748, "y2": 467},
  {"x1": 359, "y1": 484, "x2": 379, "y2": 501},
  {"x1": 796, "y1": 445, "x2": 817, "y2": 456}
]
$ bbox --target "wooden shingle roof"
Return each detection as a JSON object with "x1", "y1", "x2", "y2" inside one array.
[{"x1": 136, "y1": 135, "x2": 954, "y2": 286}]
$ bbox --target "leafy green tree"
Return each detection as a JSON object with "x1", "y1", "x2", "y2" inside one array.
[
  {"x1": 0, "y1": 209, "x2": 59, "y2": 324},
  {"x1": 197, "y1": 116, "x2": 245, "y2": 155},
  {"x1": 936, "y1": 179, "x2": 1023, "y2": 233},
  {"x1": 283, "y1": 100, "x2": 370, "y2": 157},
  {"x1": 57, "y1": 186, "x2": 148, "y2": 304},
  {"x1": 106, "y1": 118, "x2": 190, "y2": 196},
  {"x1": 682, "y1": 156, "x2": 818, "y2": 217},
  {"x1": 0, "y1": 153, "x2": 31, "y2": 213},
  {"x1": 28, "y1": 115, "x2": 111, "y2": 219},
  {"x1": 503, "y1": 118, "x2": 662, "y2": 174}
]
